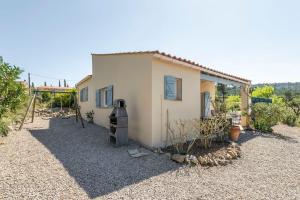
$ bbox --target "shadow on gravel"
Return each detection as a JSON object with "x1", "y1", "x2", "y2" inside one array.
[
  {"x1": 239, "y1": 130, "x2": 298, "y2": 144},
  {"x1": 30, "y1": 117, "x2": 179, "y2": 199},
  {"x1": 261, "y1": 132, "x2": 298, "y2": 143}
]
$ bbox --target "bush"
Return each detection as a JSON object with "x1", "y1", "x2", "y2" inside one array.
[
  {"x1": 41, "y1": 92, "x2": 51, "y2": 102},
  {"x1": 225, "y1": 95, "x2": 241, "y2": 112},
  {"x1": 282, "y1": 107, "x2": 297, "y2": 126},
  {"x1": 252, "y1": 86, "x2": 274, "y2": 98},
  {"x1": 251, "y1": 103, "x2": 283, "y2": 132},
  {"x1": 0, "y1": 120, "x2": 9, "y2": 136}
]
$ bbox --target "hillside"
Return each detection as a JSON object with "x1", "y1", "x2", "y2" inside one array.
[{"x1": 252, "y1": 82, "x2": 300, "y2": 95}]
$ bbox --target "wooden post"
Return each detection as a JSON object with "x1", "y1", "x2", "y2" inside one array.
[
  {"x1": 19, "y1": 93, "x2": 36, "y2": 130},
  {"x1": 240, "y1": 84, "x2": 250, "y2": 127},
  {"x1": 74, "y1": 94, "x2": 78, "y2": 122},
  {"x1": 31, "y1": 93, "x2": 36, "y2": 123},
  {"x1": 77, "y1": 105, "x2": 85, "y2": 128}
]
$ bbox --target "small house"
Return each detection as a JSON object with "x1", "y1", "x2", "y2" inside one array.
[{"x1": 76, "y1": 51, "x2": 251, "y2": 148}]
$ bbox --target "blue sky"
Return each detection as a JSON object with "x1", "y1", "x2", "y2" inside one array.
[{"x1": 1, "y1": 0, "x2": 299, "y2": 86}]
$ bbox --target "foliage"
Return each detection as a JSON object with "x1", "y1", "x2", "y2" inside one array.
[
  {"x1": 41, "y1": 92, "x2": 51, "y2": 102},
  {"x1": 282, "y1": 107, "x2": 297, "y2": 126},
  {"x1": 251, "y1": 103, "x2": 283, "y2": 132},
  {"x1": 167, "y1": 114, "x2": 230, "y2": 154},
  {"x1": 283, "y1": 92, "x2": 300, "y2": 117},
  {"x1": 0, "y1": 120, "x2": 9, "y2": 136},
  {"x1": 271, "y1": 95, "x2": 285, "y2": 107},
  {"x1": 252, "y1": 86, "x2": 274, "y2": 98},
  {"x1": 252, "y1": 82, "x2": 300, "y2": 96},
  {"x1": 0, "y1": 61, "x2": 27, "y2": 136},
  {"x1": 40, "y1": 89, "x2": 76, "y2": 108},
  {"x1": 216, "y1": 83, "x2": 227, "y2": 102},
  {"x1": 225, "y1": 95, "x2": 241, "y2": 112},
  {"x1": 0, "y1": 62, "x2": 26, "y2": 118},
  {"x1": 85, "y1": 110, "x2": 94, "y2": 123},
  {"x1": 52, "y1": 90, "x2": 76, "y2": 108}
]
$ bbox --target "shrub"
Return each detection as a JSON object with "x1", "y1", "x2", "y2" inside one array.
[
  {"x1": 252, "y1": 86, "x2": 274, "y2": 98},
  {"x1": 225, "y1": 95, "x2": 241, "y2": 112},
  {"x1": 0, "y1": 61, "x2": 27, "y2": 136},
  {"x1": 51, "y1": 89, "x2": 76, "y2": 108},
  {"x1": 0, "y1": 120, "x2": 9, "y2": 136},
  {"x1": 167, "y1": 114, "x2": 230, "y2": 153},
  {"x1": 282, "y1": 107, "x2": 297, "y2": 126},
  {"x1": 251, "y1": 103, "x2": 283, "y2": 132},
  {"x1": 41, "y1": 92, "x2": 51, "y2": 102},
  {"x1": 85, "y1": 110, "x2": 94, "y2": 123}
]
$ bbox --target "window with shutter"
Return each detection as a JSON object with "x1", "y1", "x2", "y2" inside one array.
[
  {"x1": 164, "y1": 75, "x2": 182, "y2": 101},
  {"x1": 97, "y1": 85, "x2": 114, "y2": 108},
  {"x1": 204, "y1": 92, "x2": 211, "y2": 118},
  {"x1": 106, "y1": 85, "x2": 113, "y2": 106},
  {"x1": 96, "y1": 89, "x2": 100, "y2": 107},
  {"x1": 80, "y1": 87, "x2": 88, "y2": 102},
  {"x1": 80, "y1": 89, "x2": 83, "y2": 102}
]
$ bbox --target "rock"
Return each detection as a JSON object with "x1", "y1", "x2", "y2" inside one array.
[
  {"x1": 212, "y1": 157, "x2": 219, "y2": 166},
  {"x1": 228, "y1": 150, "x2": 238, "y2": 159},
  {"x1": 217, "y1": 158, "x2": 227, "y2": 166},
  {"x1": 171, "y1": 154, "x2": 186, "y2": 163},
  {"x1": 198, "y1": 156, "x2": 207, "y2": 165},
  {"x1": 225, "y1": 153, "x2": 232, "y2": 160},
  {"x1": 186, "y1": 155, "x2": 198, "y2": 165}
]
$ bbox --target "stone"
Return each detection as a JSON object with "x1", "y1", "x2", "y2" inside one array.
[
  {"x1": 225, "y1": 153, "x2": 232, "y2": 160},
  {"x1": 228, "y1": 150, "x2": 238, "y2": 159},
  {"x1": 186, "y1": 155, "x2": 199, "y2": 165},
  {"x1": 198, "y1": 156, "x2": 207, "y2": 165},
  {"x1": 171, "y1": 154, "x2": 186, "y2": 163}
]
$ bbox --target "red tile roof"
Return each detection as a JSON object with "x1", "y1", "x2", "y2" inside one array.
[
  {"x1": 92, "y1": 50, "x2": 251, "y2": 84},
  {"x1": 35, "y1": 86, "x2": 74, "y2": 91}
]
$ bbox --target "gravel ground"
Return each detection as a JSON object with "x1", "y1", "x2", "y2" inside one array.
[{"x1": 0, "y1": 117, "x2": 299, "y2": 200}]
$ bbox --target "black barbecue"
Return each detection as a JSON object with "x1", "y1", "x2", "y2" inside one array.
[{"x1": 109, "y1": 99, "x2": 128, "y2": 146}]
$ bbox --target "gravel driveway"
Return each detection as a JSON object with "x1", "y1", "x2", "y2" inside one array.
[{"x1": 0, "y1": 117, "x2": 299, "y2": 200}]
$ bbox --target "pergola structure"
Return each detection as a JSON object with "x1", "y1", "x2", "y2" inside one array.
[
  {"x1": 200, "y1": 72, "x2": 251, "y2": 126},
  {"x1": 18, "y1": 89, "x2": 84, "y2": 130}
]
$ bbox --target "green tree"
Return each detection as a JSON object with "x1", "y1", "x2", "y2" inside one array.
[
  {"x1": 252, "y1": 86, "x2": 274, "y2": 98},
  {"x1": 0, "y1": 63, "x2": 26, "y2": 118},
  {"x1": 0, "y1": 62, "x2": 26, "y2": 135}
]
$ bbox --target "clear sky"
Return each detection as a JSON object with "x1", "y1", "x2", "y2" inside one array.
[{"x1": 1, "y1": 0, "x2": 299, "y2": 86}]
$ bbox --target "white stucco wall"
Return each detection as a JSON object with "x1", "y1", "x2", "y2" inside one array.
[
  {"x1": 151, "y1": 58, "x2": 201, "y2": 147},
  {"x1": 91, "y1": 53, "x2": 153, "y2": 147},
  {"x1": 77, "y1": 78, "x2": 93, "y2": 121}
]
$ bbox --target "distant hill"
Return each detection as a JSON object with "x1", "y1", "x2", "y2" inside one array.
[{"x1": 252, "y1": 82, "x2": 300, "y2": 95}]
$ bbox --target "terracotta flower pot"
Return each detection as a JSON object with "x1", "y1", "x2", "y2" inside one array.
[{"x1": 229, "y1": 126, "x2": 241, "y2": 142}]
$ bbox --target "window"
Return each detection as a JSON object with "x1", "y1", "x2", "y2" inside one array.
[
  {"x1": 164, "y1": 75, "x2": 182, "y2": 100},
  {"x1": 96, "y1": 85, "x2": 113, "y2": 108},
  {"x1": 80, "y1": 87, "x2": 88, "y2": 102}
]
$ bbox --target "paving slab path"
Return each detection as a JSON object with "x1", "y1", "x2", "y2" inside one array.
[{"x1": 0, "y1": 117, "x2": 299, "y2": 200}]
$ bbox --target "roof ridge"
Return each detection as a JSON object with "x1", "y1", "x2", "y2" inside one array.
[{"x1": 91, "y1": 50, "x2": 250, "y2": 83}]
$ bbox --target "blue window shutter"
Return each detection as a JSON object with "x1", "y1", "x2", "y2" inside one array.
[
  {"x1": 164, "y1": 76, "x2": 177, "y2": 100},
  {"x1": 106, "y1": 85, "x2": 113, "y2": 106},
  {"x1": 80, "y1": 90, "x2": 83, "y2": 102},
  {"x1": 96, "y1": 90, "x2": 100, "y2": 107},
  {"x1": 86, "y1": 87, "x2": 88, "y2": 101},
  {"x1": 204, "y1": 92, "x2": 211, "y2": 117}
]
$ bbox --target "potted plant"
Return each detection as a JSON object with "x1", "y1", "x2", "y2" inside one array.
[
  {"x1": 229, "y1": 125, "x2": 241, "y2": 142},
  {"x1": 229, "y1": 114, "x2": 241, "y2": 142},
  {"x1": 85, "y1": 110, "x2": 94, "y2": 123}
]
